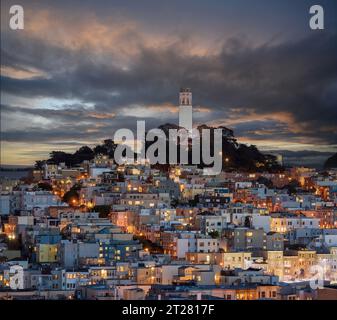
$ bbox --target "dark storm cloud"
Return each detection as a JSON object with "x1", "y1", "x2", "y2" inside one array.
[
  {"x1": 2, "y1": 31, "x2": 337, "y2": 145},
  {"x1": 1, "y1": 0, "x2": 337, "y2": 165},
  {"x1": 1, "y1": 36, "x2": 78, "y2": 74},
  {"x1": 229, "y1": 120, "x2": 290, "y2": 140},
  {"x1": 1, "y1": 105, "x2": 172, "y2": 143}
]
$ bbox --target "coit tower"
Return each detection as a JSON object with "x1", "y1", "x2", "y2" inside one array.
[{"x1": 178, "y1": 88, "x2": 193, "y2": 133}]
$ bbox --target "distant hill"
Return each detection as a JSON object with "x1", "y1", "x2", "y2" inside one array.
[
  {"x1": 324, "y1": 153, "x2": 337, "y2": 169},
  {"x1": 38, "y1": 124, "x2": 283, "y2": 172}
]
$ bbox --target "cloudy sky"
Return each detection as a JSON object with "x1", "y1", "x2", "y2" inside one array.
[{"x1": 1, "y1": 0, "x2": 337, "y2": 166}]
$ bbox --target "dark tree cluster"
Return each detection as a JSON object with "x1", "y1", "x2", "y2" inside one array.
[
  {"x1": 324, "y1": 153, "x2": 337, "y2": 169},
  {"x1": 35, "y1": 124, "x2": 284, "y2": 173},
  {"x1": 35, "y1": 140, "x2": 120, "y2": 168}
]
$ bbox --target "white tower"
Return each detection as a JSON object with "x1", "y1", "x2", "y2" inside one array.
[{"x1": 179, "y1": 88, "x2": 193, "y2": 133}]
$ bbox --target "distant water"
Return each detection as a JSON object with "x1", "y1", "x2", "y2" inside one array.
[{"x1": 0, "y1": 170, "x2": 29, "y2": 180}]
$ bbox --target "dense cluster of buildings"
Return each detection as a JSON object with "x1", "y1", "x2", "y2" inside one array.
[
  {"x1": 1, "y1": 89, "x2": 337, "y2": 300},
  {"x1": 1, "y1": 157, "x2": 337, "y2": 300}
]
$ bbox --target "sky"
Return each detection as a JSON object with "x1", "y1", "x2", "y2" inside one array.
[{"x1": 1, "y1": 0, "x2": 337, "y2": 166}]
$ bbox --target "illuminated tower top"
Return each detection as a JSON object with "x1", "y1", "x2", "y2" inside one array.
[
  {"x1": 179, "y1": 88, "x2": 193, "y2": 132},
  {"x1": 179, "y1": 88, "x2": 192, "y2": 106}
]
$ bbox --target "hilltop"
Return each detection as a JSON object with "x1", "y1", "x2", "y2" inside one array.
[
  {"x1": 36, "y1": 124, "x2": 283, "y2": 173},
  {"x1": 324, "y1": 153, "x2": 337, "y2": 169}
]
